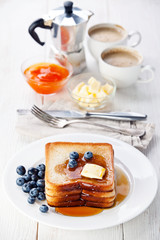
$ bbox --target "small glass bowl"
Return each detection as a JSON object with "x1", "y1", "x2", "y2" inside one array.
[
  {"x1": 21, "y1": 55, "x2": 73, "y2": 95},
  {"x1": 67, "y1": 72, "x2": 116, "y2": 110}
]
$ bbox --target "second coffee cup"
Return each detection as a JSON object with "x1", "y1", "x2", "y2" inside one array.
[
  {"x1": 88, "y1": 23, "x2": 141, "y2": 60},
  {"x1": 99, "y1": 46, "x2": 154, "y2": 88}
]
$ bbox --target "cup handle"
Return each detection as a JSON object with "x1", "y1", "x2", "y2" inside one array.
[
  {"x1": 137, "y1": 65, "x2": 155, "y2": 83},
  {"x1": 128, "y1": 31, "x2": 142, "y2": 47}
]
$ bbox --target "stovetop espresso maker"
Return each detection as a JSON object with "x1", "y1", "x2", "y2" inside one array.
[{"x1": 29, "y1": 1, "x2": 93, "y2": 74}]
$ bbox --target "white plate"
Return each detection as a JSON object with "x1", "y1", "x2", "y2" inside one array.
[{"x1": 3, "y1": 133, "x2": 158, "y2": 230}]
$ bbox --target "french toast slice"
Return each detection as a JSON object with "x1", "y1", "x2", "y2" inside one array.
[
  {"x1": 86, "y1": 201, "x2": 114, "y2": 208},
  {"x1": 47, "y1": 200, "x2": 85, "y2": 207},
  {"x1": 82, "y1": 189, "x2": 115, "y2": 198},
  {"x1": 45, "y1": 188, "x2": 115, "y2": 198},
  {"x1": 81, "y1": 194, "x2": 115, "y2": 203},
  {"x1": 47, "y1": 200, "x2": 115, "y2": 208},
  {"x1": 45, "y1": 142, "x2": 115, "y2": 208},
  {"x1": 45, "y1": 188, "x2": 82, "y2": 197},
  {"x1": 46, "y1": 193, "x2": 115, "y2": 204},
  {"x1": 46, "y1": 194, "x2": 81, "y2": 203}
]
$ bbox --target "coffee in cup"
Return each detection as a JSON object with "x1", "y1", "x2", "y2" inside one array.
[
  {"x1": 89, "y1": 26, "x2": 125, "y2": 42},
  {"x1": 99, "y1": 46, "x2": 154, "y2": 88},
  {"x1": 102, "y1": 48, "x2": 141, "y2": 67},
  {"x1": 88, "y1": 23, "x2": 142, "y2": 60}
]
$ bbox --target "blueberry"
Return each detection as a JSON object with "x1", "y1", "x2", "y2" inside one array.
[
  {"x1": 16, "y1": 166, "x2": 26, "y2": 176},
  {"x1": 22, "y1": 183, "x2": 31, "y2": 193},
  {"x1": 37, "y1": 179, "x2": 45, "y2": 188},
  {"x1": 69, "y1": 151, "x2": 79, "y2": 160},
  {"x1": 28, "y1": 167, "x2": 38, "y2": 176},
  {"x1": 37, "y1": 192, "x2": 46, "y2": 201},
  {"x1": 39, "y1": 204, "x2": 48, "y2": 213},
  {"x1": 84, "y1": 151, "x2": 93, "y2": 160},
  {"x1": 31, "y1": 174, "x2": 38, "y2": 181},
  {"x1": 16, "y1": 177, "x2": 25, "y2": 186},
  {"x1": 38, "y1": 171, "x2": 45, "y2": 179},
  {"x1": 27, "y1": 196, "x2": 36, "y2": 204},
  {"x1": 37, "y1": 186, "x2": 45, "y2": 192},
  {"x1": 37, "y1": 164, "x2": 45, "y2": 171},
  {"x1": 29, "y1": 188, "x2": 39, "y2": 197},
  {"x1": 29, "y1": 181, "x2": 37, "y2": 188},
  {"x1": 68, "y1": 159, "x2": 78, "y2": 169},
  {"x1": 24, "y1": 174, "x2": 31, "y2": 182}
]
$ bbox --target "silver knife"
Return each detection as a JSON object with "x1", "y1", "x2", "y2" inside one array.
[{"x1": 17, "y1": 109, "x2": 147, "y2": 121}]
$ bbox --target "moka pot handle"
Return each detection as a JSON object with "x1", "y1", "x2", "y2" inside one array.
[{"x1": 28, "y1": 18, "x2": 53, "y2": 46}]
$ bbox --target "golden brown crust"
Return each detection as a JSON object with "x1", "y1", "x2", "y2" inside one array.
[
  {"x1": 86, "y1": 201, "x2": 114, "y2": 208},
  {"x1": 80, "y1": 181, "x2": 114, "y2": 192},
  {"x1": 46, "y1": 194, "x2": 81, "y2": 203},
  {"x1": 46, "y1": 188, "x2": 82, "y2": 197},
  {"x1": 82, "y1": 189, "x2": 115, "y2": 198},
  {"x1": 81, "y1": 194, "x2": 115, "y2": 203},
  {"x1": 45, "y1": 179, "x2": 80, "y2": 191},
  {"x1": 47, "y1": 200, "x2": 85, "y2": 207},
  {"x1": 45, "y1": 180, "x2": 114, "y2": 192},
  {"x1": 46, "y1": 142, "x2": 113, "y2": 147}
]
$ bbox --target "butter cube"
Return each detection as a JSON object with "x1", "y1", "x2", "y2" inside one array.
[
  {"x1": 81, "y1": 163, "x2": 106, "y2": 180},
  {"x1": 85, "y1": 94, "x2": 98, "y2": 104},
  {"x1": 88, "y1": 77, "x2": 101, "y2": 92},
  {"x1": 79, "y1": 85, "x2": 90, "y2": 97},
  {"x1": 97, "y1": 89, "x2": 107, "y2": 98},
  {"x1": 72, "y1": 82, "x2": 85, "y2": 100},
  {"x1": 102, "y1": 83, "x2": 114, "y2": 95},
  {"x1": 73, "y1": 82, "x2": 85, "y2": 93},
  {"x1": 88, "y1": 77, "x2": 97, "y2": 85}
]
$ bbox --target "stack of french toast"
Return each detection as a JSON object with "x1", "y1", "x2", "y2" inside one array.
[{"x1": 45, "y1": 142, "x2": 116, "y2": 208}]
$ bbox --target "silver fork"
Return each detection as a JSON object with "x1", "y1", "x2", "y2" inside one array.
[{"x1": 31, "y1": 105, "x2": 146, "y2": 137}]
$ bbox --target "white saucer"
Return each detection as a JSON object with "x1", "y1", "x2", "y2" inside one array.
[{"x1": 3, "y1": 133, "x2": 158, "y2": 230}]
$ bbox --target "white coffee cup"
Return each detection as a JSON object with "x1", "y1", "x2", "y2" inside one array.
[
  {"x1": 99, "y1": 46, "x2": 154, "y2": 88},
  {"x1": 88, "y1": 23, "x2": 142, "y2": 60}
]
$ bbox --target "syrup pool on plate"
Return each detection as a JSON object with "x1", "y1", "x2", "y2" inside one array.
[{"x1": 55, "y1": 167, "x2": 130, "y2": 217}]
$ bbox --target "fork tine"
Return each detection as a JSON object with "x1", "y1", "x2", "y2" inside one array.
[
  {"x1": 32, "y1": 105, "x2": 53, "y2": 120},
  {"x1": 31, "y1": 109, "x2": 51, "y2": 123},
  {"x1": 31, "y1": 109, "x2": 57, "y2": 127},
  {"x1": 31, "y1": 108, "x2": 55, "y2": 124},
  {"x1": 32, "y1": 105, "x2": 60, "y2": 123},
  {"x1": 31, "y1": 106, "x2": 60, "y2": 125},
  {"x1": 33, "y1": 105, "x2": 60, "y2": 121}
]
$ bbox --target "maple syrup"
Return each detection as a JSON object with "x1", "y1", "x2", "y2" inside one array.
[
  {"x1": 113, "y1": 167, "x2": 130, "y2": 207},
  {"x1": 55, "y1": 167, "x2": 130, "y2": 217},
  {"x1": 55, "y1": 153, "x2": 113, "y2": 184},
  {"x1": 56, "y1": 206, "x2": 103, "y2": 217}
]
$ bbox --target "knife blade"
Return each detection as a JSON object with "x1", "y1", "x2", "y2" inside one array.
[
  {"x1": 17, "y1": 109, "x2": 147, "y2": 121},
  {"x1": 17, "y1": 109, "x2": 84, "y2": 118}
]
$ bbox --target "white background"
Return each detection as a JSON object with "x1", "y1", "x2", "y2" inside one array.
[{"x1": 0, "y1": 0, "x2": 160, "y2": 239}]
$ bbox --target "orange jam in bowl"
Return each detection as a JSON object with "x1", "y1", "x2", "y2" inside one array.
[{"x1": 22, "y1": 56, "x2": 72, "y2": 95}]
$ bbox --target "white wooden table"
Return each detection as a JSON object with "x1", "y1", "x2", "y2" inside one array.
[{"x1": 0, "y1": 0, "x2": 160, "y2": 239}]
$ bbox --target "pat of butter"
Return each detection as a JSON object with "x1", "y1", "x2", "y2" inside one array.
[
  {"x1": 71, "y1": 77, "x2": 114, "y2": 108},
  {"x1": 97, "y1": 89, "x2": 107, "y2": 100},
  {"x1": 72, "y1": 82, "x2": 85, "y2": 100},
  {"x1": 79, "y1": 85, "x2": 90, "y2": 97},
  {"x1": 88, "y1": 77, "x2": 101, "y2": 92},
  {"x1": 81, "y1": 163, "x2": 106, "y2": 180},
  {"x1": 74, "y1": 82, "x2": 85, "y2": 92},
  {"x1": 102, "y1": 83, "x2": 114, "y2": 95}
]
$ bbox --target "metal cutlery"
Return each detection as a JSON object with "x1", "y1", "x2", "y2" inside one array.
[
  {"x1": 17, "y1": 109, "x2": 147, "y2": 121},
  {"x1": 31, "y1": 105, "x2": 146, "y2": 137}
]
